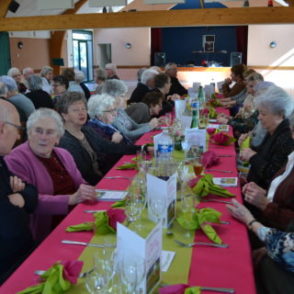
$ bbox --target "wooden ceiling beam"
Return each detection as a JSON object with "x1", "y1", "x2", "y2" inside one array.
[
  {"x1": 0, "y1": 0, "x2": 12, "y2": 18},
  {"x1": 1, "y1": 7, "x2": 294, "y2": 31}
]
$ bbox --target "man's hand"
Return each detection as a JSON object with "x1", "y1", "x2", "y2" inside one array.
[{"x1": 8, "y1": 193, "x2": 25, "y2": 208}]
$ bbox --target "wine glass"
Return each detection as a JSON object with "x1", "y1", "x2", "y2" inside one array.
[
  {"x1": 120, "y1": 253, "x2": 146, "y2": 294},
  {"x1": 180, "y1": 191, "x2": 196, "y2": 239},
  {"x1": 85, "y1": 270, "x2": 108, "y2": 294}
]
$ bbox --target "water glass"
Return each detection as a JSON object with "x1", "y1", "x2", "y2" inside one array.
[{"x1": 149, "y1": 197, "x2": 166, "y2": 225}]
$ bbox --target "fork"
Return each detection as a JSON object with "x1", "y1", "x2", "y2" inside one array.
[
  {"x1": 35, "y1": 268, "x2": 94, "y2": 278},
  {"x1": 206, "y1": 169, "x2": 233, "y2": 173},
  {"x1": 174, "y1": 239, "x2": 229, "y2": 248},
  {"x1": 104, "y1": 176, "x2": 132, "y2": 180},
  {"x1": 202, "y1": 199, "x2": 232, "y2": 204}
]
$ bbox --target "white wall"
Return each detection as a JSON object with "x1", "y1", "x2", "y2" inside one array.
[
  {"x1": 248, "y1": 24, "x2": 294, "y2": 67},
  {"x1": 93, "y1": 27, "x2": 150, "y2": 67}
]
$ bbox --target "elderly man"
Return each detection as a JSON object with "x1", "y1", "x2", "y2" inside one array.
[
  {"x1": 128, "y1": 69, "x2": 158, "y2": 104},
  {"x1": 165, "y1": 62, "x2": 188, "y2": 96},
  {"x1": 22, "y1": 67, "x2": 34, "y2": 82},
  {"x1": 0, "y1": 97, "x2": 38, "y2": 285}
]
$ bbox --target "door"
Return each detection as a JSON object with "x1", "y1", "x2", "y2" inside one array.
[{"x1": 0, "y1": 32, "x2": 11, "y2": 75}]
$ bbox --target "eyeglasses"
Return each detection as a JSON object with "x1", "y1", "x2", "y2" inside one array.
[
  {"x1": 4, "y1": 121, "x2": 24, "y2": 131},
  {"x1": 103, "y1": 109, "x2": 117, "y2": 114}
]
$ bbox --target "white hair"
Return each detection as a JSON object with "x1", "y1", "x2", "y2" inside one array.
[
  {"x1": 23, "y1": 67, "x2": 34, "y2": 75},
  {"x1": 141, "y1": 69, "x2": 158, "y2": 86},
  {"x1": 0, "y1": 75, "x2": 18, "y2": 92},
  {"x1": 7, "y1": 67, "x2": 21, "y2": 77},
  {"x1": 27, "y1": 108, "x2": 65, "y2": 138},
  {"x1": 105, "y1": 63, "x2": 118, "y2": 74},
  {"x1": 88, "y1": 94, "x2": 116, "y2": 119},
  {"x1": 0, "y1": 81, "x2": 8, "y2": 97},
  {"x1": 255, "y1": 85, "x2": 294, "y2": 118},
  {"x1": 74, "y1": 70, "x2": 85, "y2": 83},
  {"x1": 40, "y1": 66, "x2": 53, "y2": 77},
  {"x1": 102, "y1": 79, "x2": 128, "y2": 98}
]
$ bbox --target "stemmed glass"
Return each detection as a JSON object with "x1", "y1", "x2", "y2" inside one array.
[
  {"x1": 148, "y1": 196, "x2": 166, "y2": 226},
  {"x1": 119, "y1": 253, "x2": 146, "y2": 294}
]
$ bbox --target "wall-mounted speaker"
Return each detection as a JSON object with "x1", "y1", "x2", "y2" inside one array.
[
  {"x1": 9, "y1": 1, "x2": 20, "y2": 13},
  {"x1": 230, "y1": 52, "x2": 242, "y2": 66},
  {"x1": 154, "y1": 52, "x2": 166, "y2": 67}
]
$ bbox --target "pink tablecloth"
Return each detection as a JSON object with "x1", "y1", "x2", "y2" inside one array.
[{"x1": 0, "y1": 128, "x2": 256, "y2": 294}]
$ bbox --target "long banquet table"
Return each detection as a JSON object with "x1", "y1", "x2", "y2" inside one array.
[{"x1": 0, "y1": 122, "x2": 256, "y2": 294}]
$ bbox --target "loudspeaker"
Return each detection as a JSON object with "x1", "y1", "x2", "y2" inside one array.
[
  {"x1": 230, "y1": 52, "x2": 242, "y2": 66},
  {"x1": 9, "y1": 1, "x2": 20, "y2": 13},
  {"x1": 154, "y1": 52, "x2": 166, "y2": 67}
]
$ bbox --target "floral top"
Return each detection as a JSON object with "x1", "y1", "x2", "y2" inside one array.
[{"x1": 257, "y1": 226, "x2": 294, "y2": 272}]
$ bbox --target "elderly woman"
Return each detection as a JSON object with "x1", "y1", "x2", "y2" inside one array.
[
  {"x1": 103, "y1": 79, "x2": 159, "y2": 142},
  {"x1": 75, "y1": 70, "x2": 91, "y2": 100},
  {"x1": 52, "y1": 75, "x2": 69, "y2": 100},
  {"x1": 40, "y1": 65, "x2": 53, "y2": 95},
  {"x1": 7, "y1": 67, "x2": 27, "y2": 94},
  {"x1": 87, "y1": 93, "x2": 126, "y2": 144},
  {"x1": 240, "y1": 86, "x2": 294, "y2": 189},
  {"x1": 239, "y1": 111, "x2": 294, "y2": 231},
  {"x1": 25, "y1": 75, "x2": 54, "y2": 109},
  {"x1": 227, "y1": 199, "x2": 294, "y2": 294},
  {"x1": 5, "y1": 108, "x2": 96, "y2": 242},
  {"x1": 105, "y1": 63, "x2": 119, "y2": 80},
  {"x1": 95, "y1": 68, "x2": 107, "y2": 94},
  {"x1": 126, "y1": 91, "x2": 163, "y2": 124},
  {"x1": 56, "y1": 92, "x2": 144, "y2": 184}
]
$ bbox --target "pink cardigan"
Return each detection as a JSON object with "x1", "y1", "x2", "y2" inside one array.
[{"x1": 5, "y1": 142, "x2": 85, "y2": 241}]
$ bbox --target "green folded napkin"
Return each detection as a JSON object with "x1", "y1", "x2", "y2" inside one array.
[
  {"x1": 116, "y1": 162, "x2": 137, "y2": 170},
  {"x1": 177, "y1": 207, "x2": 223, "y2": 244},
  {"x1": 17, "y1": 261, "x2": 83, "y2": 294},
  {"x1": 185, "y1": 287, "x2": 201, "y2": 294},
  {"x1": 208, "y1": 107, "x2": 217, "y2": 119},
  {"x1": 111, "y1": 199, "x2": 126, "y2": 208},
  {"x1": 189, "y1": 174, "x2": 235, "y2": 198},
  {"x1": 240, "y1": 136, "x2": 251, "y2": 150},
  {"x1": 66, "y1": 209, "x2": 126, "y2": 235}
]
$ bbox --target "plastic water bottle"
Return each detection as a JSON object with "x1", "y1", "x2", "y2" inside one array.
[
  {"x1": 190, "y1": 95, "x2": 199, "y2": 129},
  {"x1": 156, "y1": 127, "x2": 174, "y2": 161}
]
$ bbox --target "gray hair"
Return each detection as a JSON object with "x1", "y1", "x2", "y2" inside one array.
[
  {"x1": 164, "y1": 62, "x2": 177, "y2": 71},
  {"x1": 27, "y1": 108, "x2": 65, "y2": 138},
  {"x1": 288, "y1": 111, "x2": 294, "y2": 131},
  {"x1": 74, "y1": 70, "x2": 85, "y2": 83},
  {"x1": 40, "y1": 66, "x2": 53, "y2": 77},
  {"x1": 88, "y1": 94, "x2": 116, "y2": 119},
  {"x1": 102, "y1": 79, "x2": 128, "y2": 98},
  {"x1": 0, "y1": 75, "x2": 18, "y2": 92},
  {"x1": 255, "y1": 85, "x2": 294, "y2": 118},
  {"x1": 7, "y1": 67, "x2": 21, "y2": 77},
  {"x1": 95, "y1": 68, "x2": 107, "y2": 82},
  {"x1": 27, "y1": 75, "x2": 43, "y2": 91},
  {"x1": 0, "y1": 81, "x2": 8, "y2": 97},
  {"x1": 23, "y1": 67, "x2": 34, "y2": 76},
  {"x1": 141, "y1": 69, "x2": 158, "y2": 85},
  {"x1": 105, "y1": 63, "x2": 117, "y2": 74},
  {"x1": 137, "y1": 68, "x2": 146, "y2": 82}
]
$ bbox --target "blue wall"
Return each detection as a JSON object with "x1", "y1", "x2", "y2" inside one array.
[
  {"x1": 160, "y1": 0, "x2": 238, "y2": 66},
  {"x1": 161, "y1": 26, "x2": 237, "y2": 66}
]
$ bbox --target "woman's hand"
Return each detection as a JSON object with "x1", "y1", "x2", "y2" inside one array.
[
  {"x1": 243, "y1": 182, "x2": 269, "y2": 210},
  {"x1": 69, "y1": 184, "x2": 97, "y2": 205},
  {"x1": 149, "y1": 118, "x2": 159, "y2": 129},
  {"x1": 226, "y1": 199, "x2": 255, "y2": 225},
  {"x1": 224, "y1": 78, "x2": 232, "y2": 85},
  {"x1": 240, "y1": 148, "x2": 256, "y2": 161},
  {"x1": 112, "y1": 132, "x2": 123, "y2": 143},
  {"x1": 10, "y1": 176, "x2": 25, "y2": 193},
  {"x1": 8, "y1": 193, "x2": 25, "y2": 208}
]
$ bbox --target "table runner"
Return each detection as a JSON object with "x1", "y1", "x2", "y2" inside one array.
[{"x1": 1, "y1": 115, "x2": 256, "y2": 294}]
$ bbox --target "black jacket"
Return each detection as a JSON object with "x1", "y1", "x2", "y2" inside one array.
[
  {"x1": 0, "y1": 157, "x2": 38, "y2": 282},
  {"x1": 248, "y1": 119, "x2": 294, "y2": 189},
  {"x1": 59, "y1": 126, "x2": 140, "y2": 185},
  {"x1": 26, "y1": 90, "x2": 54, "y2": 109},
  {"x1": 168, "y1": 76, "x2": 188, "y2": 96},
  {"x1": 129, "y1": 82, "x2": 151, "y2": 104}
]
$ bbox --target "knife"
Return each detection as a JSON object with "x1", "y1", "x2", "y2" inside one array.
[
  {"x1": 201, "y1": 286, "x2": 235, "y2": 293},
  {"x1": 61, "y1": 240, "x2": 115, "y2": 248}
]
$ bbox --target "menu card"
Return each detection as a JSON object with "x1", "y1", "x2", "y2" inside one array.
[
  {"x1": 147, "y1": 173, "x2": 177, "y2": 228},
  {"x1": 95, "y1": 190, "x2": 127, "y2": 201},
  {"x1": 213, "y1": 177, "x2": 238, "y2": 187},
  {"x1": 184, "y1": 128, "x2": 207, "y2": 152},
  {"x1": 207, "y1": 124, "x2": 229, "y2": 132},
  {"x1": 117, "y1": 223, "x2": 162, "y2": 294}
]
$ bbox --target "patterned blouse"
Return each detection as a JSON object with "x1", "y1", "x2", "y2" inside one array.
[{"x1": 257, "y1": 226, "x2": 294, "y2": 272}]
